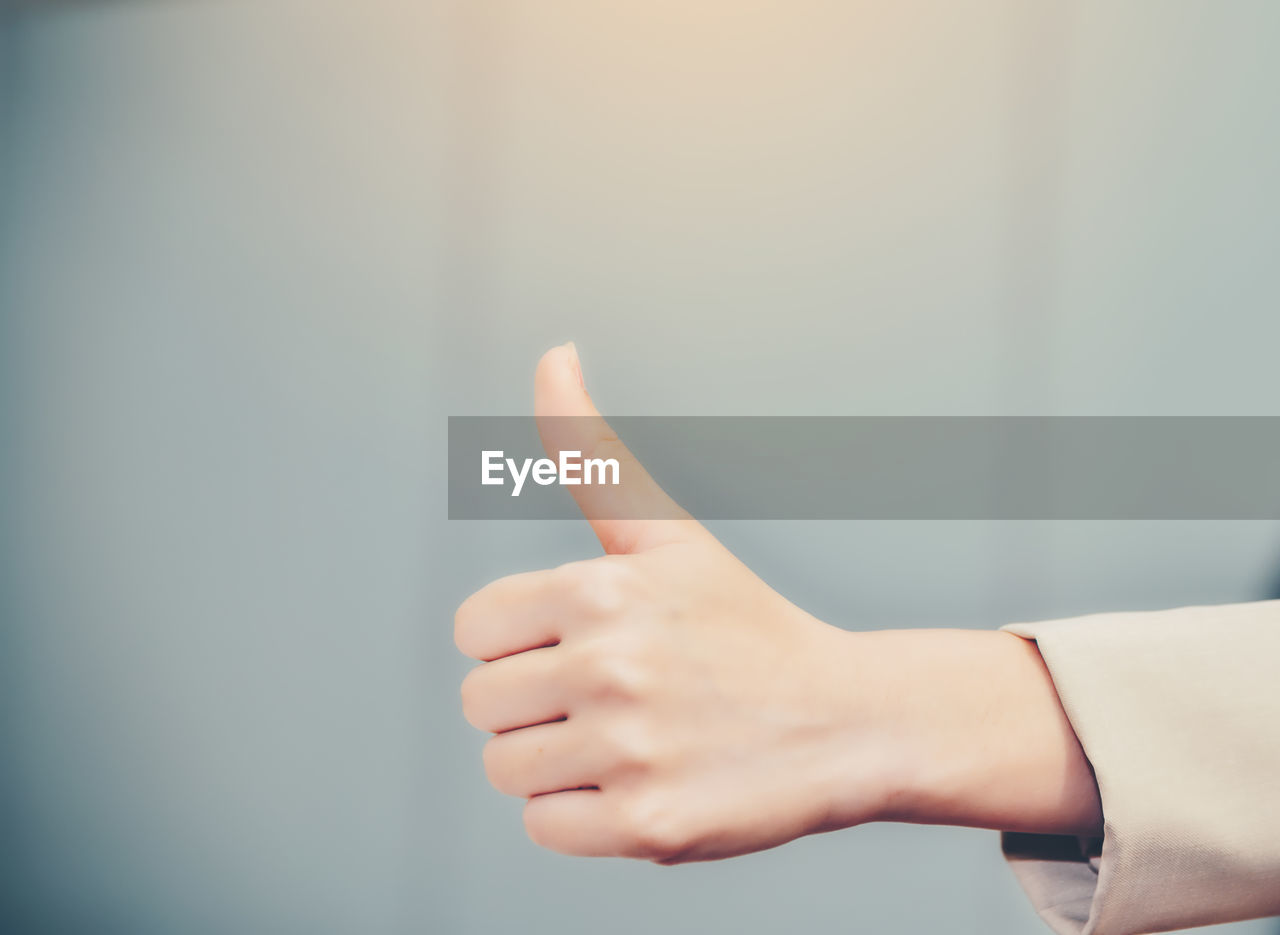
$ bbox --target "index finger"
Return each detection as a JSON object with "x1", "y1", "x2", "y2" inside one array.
[{"x1": 453, "y1": 566, "x2": 567, "y2": 661}]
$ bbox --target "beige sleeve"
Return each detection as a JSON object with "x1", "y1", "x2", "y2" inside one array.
[{"x1": 998, "y1": 600, "x2": 1280, "y2": 935}]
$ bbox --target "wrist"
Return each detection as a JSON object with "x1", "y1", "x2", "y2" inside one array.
[{"x1": 819, "y1": 627, "x2": 1102, "y2": 837}]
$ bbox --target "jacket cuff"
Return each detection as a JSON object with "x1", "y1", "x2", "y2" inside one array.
[{"x1": 998, "y1": 601, "x2": 1280, "y2": 935}]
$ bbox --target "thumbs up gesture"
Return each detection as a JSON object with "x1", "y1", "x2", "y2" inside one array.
[{"x1": 455, "y1": 344, "x2": 1102, "y2": 864}]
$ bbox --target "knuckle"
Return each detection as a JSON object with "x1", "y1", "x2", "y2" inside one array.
[
  {"x1": 458, "y1": 667, "x2": 487, "y2": 729},
  {"x1": 522, "y1": 800, "x2": 553, "y2": 851},
  {"x1": 580, "y1": 432, "x2": 624, "y2": 469},
  {"x1": 604, "y1": 718, "x2": 659, "y2": 772},
  {"x1": 481, "y1": 737, "x2": 516, "y2": 795},
  {"x1": 562, "y1": 558, "x2": 640, "y2": 619},
  {"x1": 575, "y1": 639, "x2": 651, "y2": 702},
  {"x1": 453, "y1": 591, "x2": 485, "y2": 657},
  {"x1": 617, "y1": 792, "x2": 688, "y2": 862}
]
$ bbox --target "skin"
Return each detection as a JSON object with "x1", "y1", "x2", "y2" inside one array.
[{"x1": 455, "y1": 343, "x2": 1102, "y2": 865}]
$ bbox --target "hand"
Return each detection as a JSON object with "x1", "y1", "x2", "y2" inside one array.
[{"x1": 455, "y1": 344, "x2": 1102, "y2": 864}]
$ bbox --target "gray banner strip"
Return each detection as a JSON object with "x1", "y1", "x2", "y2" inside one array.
[{"x1": 448, "y1": 417, "x2": 1280, "y2": 520}]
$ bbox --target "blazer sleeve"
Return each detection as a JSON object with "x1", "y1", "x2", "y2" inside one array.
[{"x1": 997, "y1": 600, "x2": 1280, "y2": 935}]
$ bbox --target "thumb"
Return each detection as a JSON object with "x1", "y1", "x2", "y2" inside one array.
[{"x1": 534, "y1": 343, "x2": 702, "y2": 555}]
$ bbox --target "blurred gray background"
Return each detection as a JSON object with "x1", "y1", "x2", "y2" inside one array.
[{"x1": 2, "y1": 1, "x2": 1278, "y2": 932}]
